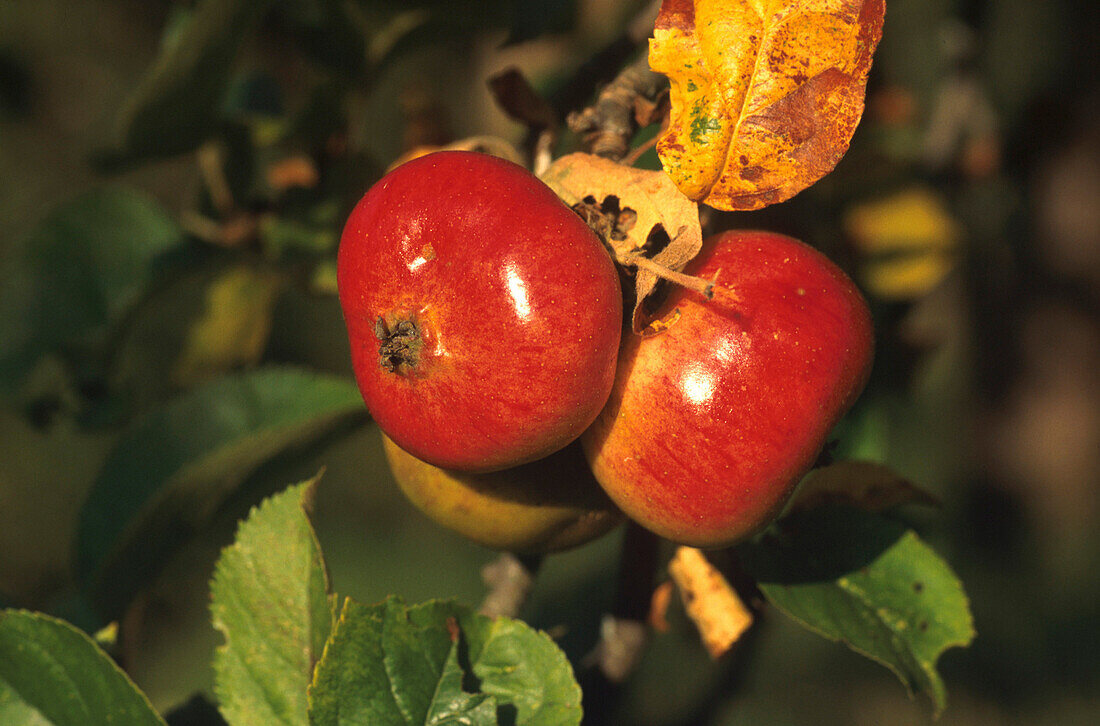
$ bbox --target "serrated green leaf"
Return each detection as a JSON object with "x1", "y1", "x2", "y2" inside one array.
[
  {"x1": 425, "y1": 643, "x2": 499, "y2": 726},
  {"x1": 0, "y1": 188, "x2": 183, "y2": 394},
  {"x1": 440, "y1": 605, "x2": 582, "y2": 725},
  {"x1": 0, "y1": 610, "x2": 165, "y2": 726},
  {"x1": 211, "y1": 477, "x2": 335, "y2": 726},
  {"x1": 77, "y1": 366, "x2": 365, "y2": 618},
  {"x1": 103, "y1": 0, "x2": 276, "y2": 164},
  {"x1": 309, "y1": 597, "x2": 581, "y2": 726},
  {"x1": 307, "y1": 599, "x2": 403, "y2": 723},
  {"x1": 739, "y1": 506, "x2": 975, "y2": 716}
]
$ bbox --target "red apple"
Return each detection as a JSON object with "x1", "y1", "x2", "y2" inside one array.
[
  {"x1": 582, "y1": 230, "x2": 874, "y2": 547},
  {"x1": 338, "y1": 151, "x2": 622, "y2": 472},
  {"x1": 382, "y1": 434, "x2": 622, "y2": 553}
]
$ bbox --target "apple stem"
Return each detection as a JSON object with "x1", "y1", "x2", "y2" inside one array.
[{"x1": 620, "y1": 252, "x2": 715, "y2": 299}]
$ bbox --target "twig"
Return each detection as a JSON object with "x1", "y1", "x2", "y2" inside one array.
[
  {"x1": 584, "y1": 521, "x2": 661, "y2": 681},
  {"x1": 549, "y1": 0, "x2": 661, "y2": 117},
  {"x1": 621, "y1": 131, "x2": 661, "y2": 167},
  {"x1": 577, "y1": 522, "x2": 661, "y2": 723},
  {"x1": 478, "y1": 553, "x2": 542, "y2": 619},
  {"x1": 567, "y1": 52, "x2": 667, "y2": 161},
  {"x1": 197, "y1": 142, "x2": 234, "y2": 215},
  {"x1": 179, "y1": 210, "x2": 223, "y2": 244}
]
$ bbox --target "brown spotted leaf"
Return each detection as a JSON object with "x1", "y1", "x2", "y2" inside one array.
[
  {"x1": 648, "y1": 0, "x2": 885, "y2": 210},
  {"x1": 541, "y1": 152, "x2": 703, "y2": 331}
]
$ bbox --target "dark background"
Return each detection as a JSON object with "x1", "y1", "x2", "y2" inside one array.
[{"x1": 1, "y1": 1, "x2": 1098, "y2": 724}]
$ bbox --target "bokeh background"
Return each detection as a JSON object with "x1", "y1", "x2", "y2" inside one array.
[{"x1": 2, "y1": 1, "x2": 1098, "y2": 724}]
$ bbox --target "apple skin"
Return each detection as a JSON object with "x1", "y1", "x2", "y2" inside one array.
[
  {"x1": 582, "y1": 230, "x2": 874, "y2": 547},
  {"x1": 381, "y1": 434, "x2": 622, "y2": 553},
  {"x1": 338, "y1": 151, "x2": 622, "y2": 472}
]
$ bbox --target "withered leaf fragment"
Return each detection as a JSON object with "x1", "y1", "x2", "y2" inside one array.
[
  {"x1": 541, "y1": 153, "x2": 703, "y2": 332},
  {"x1": 649, "y1": 0, "x2": 885, "y2": 210}
]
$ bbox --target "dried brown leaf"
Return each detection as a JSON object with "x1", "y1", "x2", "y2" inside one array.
[
  {"x1": 668, "y1": 547, "x2": 752, "y2": 659},
  {"x1": 541, "y1": 152, "x2": 703, "y2": 331},
  {"x1": 488, "y1": 67, "x2": 557, "y2": 129},
  {"x1": 648, "y1": 0, "x2": 885, "y2": 210},
  {"x1": 649, "y1": 580, "x2": 674, "y2": 633}
]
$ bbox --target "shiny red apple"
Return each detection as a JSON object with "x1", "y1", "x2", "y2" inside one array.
[
  {"x1": 338, "y1": 151, "x2": 622, "y2": 472},
  {"x1": 582, "y1": 230, "x2": 874, "y2": 547}
]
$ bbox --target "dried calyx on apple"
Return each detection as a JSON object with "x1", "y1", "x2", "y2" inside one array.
[{"x1": 374, "y1": 317, "x2": 421, "y2": 372}]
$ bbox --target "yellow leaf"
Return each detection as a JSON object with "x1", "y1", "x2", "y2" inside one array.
[
  {"x1": 845, "y1": 187, "x2": 961, "y2": 254},
  {"x1": 863, "y1": 254, "x2": 955, "y2": 301},
  {"x1": 845, "y1": 186, "x2": 961, "y2": 299},
  {"x1": 172, "y1": 266, "x2": 281, "y2": 386},
  {"x1": 649, "y1": 0, "x2": 885, "y2": 210}
]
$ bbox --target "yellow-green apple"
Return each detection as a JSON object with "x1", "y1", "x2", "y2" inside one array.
[
  {"x1": 582, "y1": 230, "x2": 874, "y2": 547},
  {"x1": 338, "y1": 151, "x2": 622, "y2": 472},
  {"x1": 382, "y1": 434, "x2": 622, "y2": 553}
]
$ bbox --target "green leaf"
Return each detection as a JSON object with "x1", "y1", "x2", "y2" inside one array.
[
  {"x1": 739, "y1": 506, "x2": 975, "y2": 716},
  {"x1": 212, "y1": 477, "x2": 335, "y2": 726},
  {"x1": 0, "y1": 610, "x2": 165, "y2": 725},
  {"x1": 171, "y1": 265, "x2": 283, "y2": 387},
  {"x1": 0, "y1": 411, "x2": 113, "y2": 603},
  {"x1": 272, "y1": 0, "x2": 367, "y2": 81},
  {"x1": 102, "y1": 0, "x2": 276, "y2": 164},
  {"x1": 425, "y1": 643, "x2": 500, "y2": 725},
  {"x1": 0, "y1": 188, "x2": 183, "y2": 394},
  {"x1": 505, "y1": 0, "x2": 576, "y2": 46},
  {"x1": 259, "y1": 211, "x2": 339, "y2": 259},
  {"x1": 309, "y1": 597, "x2": 582, "y2": 726},
  {"x1": 107, "y1": 264, "x2": 280, "y2": 418},
  {"x1": 77, "y1": 366, "x2": 365, "y2": 618}
]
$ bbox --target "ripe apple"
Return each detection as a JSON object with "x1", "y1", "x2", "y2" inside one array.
[
  {"x1": 338, "y1": 151, "x2": 623, "y2": 472},
  {"x1": 582, "y1": 230, "x2": 874, "y2": 547},
  {"x1": 381, "y1": 433, "x2": 622, "y2": 553}
]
